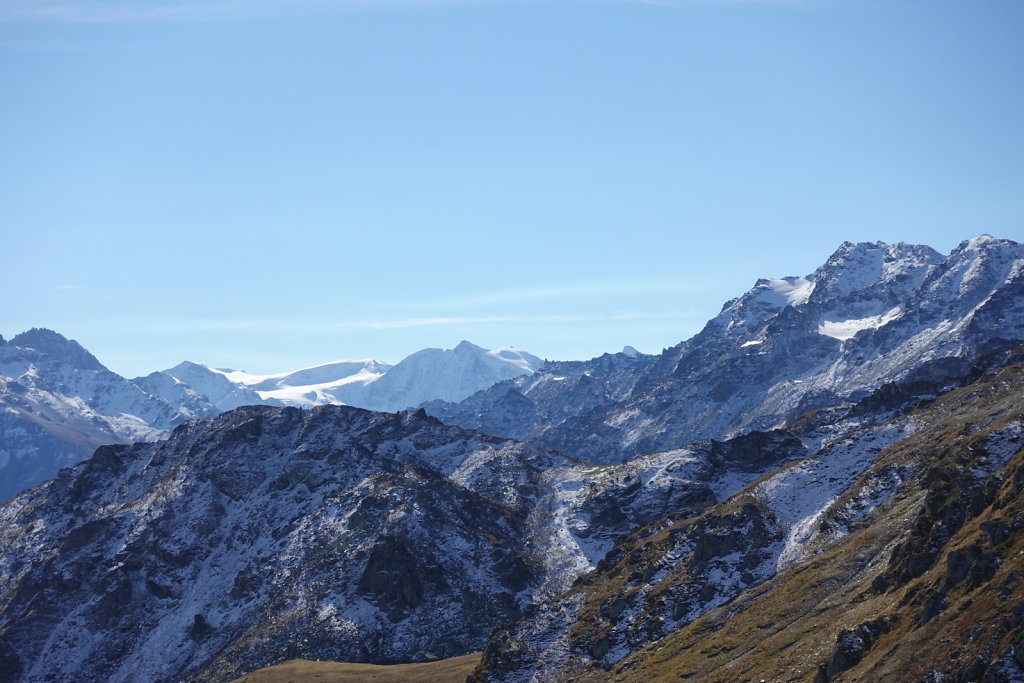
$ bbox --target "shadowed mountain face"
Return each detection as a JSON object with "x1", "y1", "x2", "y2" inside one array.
[
  {"x1": 0, "y1": 406, "x2": 574, "y2": 682},
  {"x1": 428, "y1": 237, "x2": 1024, "y2": 464}
]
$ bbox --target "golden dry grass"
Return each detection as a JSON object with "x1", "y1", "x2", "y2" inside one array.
[{"x1": 228, "y1": 653, "x2": 480, "y2": 683}]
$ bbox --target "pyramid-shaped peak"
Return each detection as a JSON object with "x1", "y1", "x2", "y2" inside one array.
[
  {"x1": 454, "y1": 340, "x2": 484, "y2": 353},
  {"x1": 9, "y1": 328, "x2": 104, "y2": 371}
]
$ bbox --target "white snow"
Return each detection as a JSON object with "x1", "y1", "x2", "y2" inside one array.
[
  {"x1": 753, "y1": 419, "x2": 918, "y2": 571},
  {"x1": 741, "y1": 340, "x2": 763, "y2": 348},
  {"x1": 209, "y1": 359, "x2": 385, "y2": 388},
  {"x1": 255, "y1": 368, "x2": 388, "y2": 407},
  {"x1": 817, "y1": 307, "x2": 902, "y2": 340},
  {"x1": 764, "y1": 277, "x2": 814, "y2": 306},
  {"x1": 486, "y1": 347, "x2": 542, "y2": 373},
  {"x1": 158, "y1": 341, "x2": 542, "y2": 414}
]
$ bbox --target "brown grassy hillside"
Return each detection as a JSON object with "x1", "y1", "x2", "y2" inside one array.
[
  {"x1": 613, "y1": 360, "x2": 1024, "y2": 682},
  {"x1": 229, "y1": 652, "x2": 479, "y2": 683}
]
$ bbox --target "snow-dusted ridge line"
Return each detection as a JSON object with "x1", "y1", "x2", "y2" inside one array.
[
  {"x1": 428, "y1": 235, "x2": 1024, "y2": 465},
  {"x1": 0, "y1": 333, "x2": 545, "y2": 503}
]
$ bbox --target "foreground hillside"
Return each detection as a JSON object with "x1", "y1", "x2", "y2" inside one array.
[
  {"x1": 470, "y1": 349, "x2": 1024, "y2": 681},
  {"x1": 616, "y1": 358, "x2": 1024, "y2": 683},
  {"x1": 0, "y1": 407, "x2": 572, "y2": 681},
  {"x1": 0, "y1": 400, "x2": 818, "y2": 682}
]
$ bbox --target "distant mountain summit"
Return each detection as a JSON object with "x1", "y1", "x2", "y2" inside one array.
[
  {"x1": 7, "y1": 328, "x2": 106, "y2": 372},
  {"x1": 149, "y1": 341, "x2": 541, "y2": 413},
  {"x1": 351, "y1": 340, "x2": 543, "y2": 412},
  {"x1": 0, "y1": 330, "x2": 185, "y2": 502}
]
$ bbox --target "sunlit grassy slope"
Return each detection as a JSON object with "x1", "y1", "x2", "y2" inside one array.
[{"x1": 229, "y1": 653, "x2": 480, "y2": 683}]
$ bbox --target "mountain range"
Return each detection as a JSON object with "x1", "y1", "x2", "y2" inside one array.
[
  {"x1": 1, "y1": 235, "x2": 1022, "y2": 683},
  {"x1": 0, "y1": 336, "x2": 541, "y2": 502},
  {"x1": 426, "y1": 235, "x2": 1024, "y2": 463}
]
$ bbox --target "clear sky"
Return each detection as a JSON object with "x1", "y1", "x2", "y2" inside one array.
[{"x1": 2, "y1": 0, "x2": 1022, "y2": 378}]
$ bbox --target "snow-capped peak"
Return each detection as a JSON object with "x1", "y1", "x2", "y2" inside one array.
[{"x1": 354, "y1": 341, "x2": 543, "y2": 412}]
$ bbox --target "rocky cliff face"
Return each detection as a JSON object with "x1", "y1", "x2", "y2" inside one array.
[{"x1": 428, "y1": 237, "x2": 1024, "y2": 464}]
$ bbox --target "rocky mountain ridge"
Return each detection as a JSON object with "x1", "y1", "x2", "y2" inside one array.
[
  {"x1": 0, "y1": 336, "x2": 541, "y2": 503},
  {"x1": 4, "y1": 346, "x2": 1021, "y2": 682},
  {"x1": 2, "y1": 235, "x2": 1023, "y2": 682},
  {"x1": 0, "y1": 397, "x2": 812, "y2": 682},
  {"x1": 427, "y1": 236, "x2": 1024, "y2": 464}
]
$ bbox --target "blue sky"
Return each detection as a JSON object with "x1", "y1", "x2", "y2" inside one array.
[{"x1": 2, "y1": 0, "x2": 1022, "y2": 377}]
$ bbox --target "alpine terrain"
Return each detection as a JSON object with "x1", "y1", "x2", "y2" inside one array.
[
  {"x1": 0, "y1": 236, "x2": 1022, "y2": 683},
  {"x1": 0, "y1": 339, "x2": 541, "y2": 503},
  {"x1": 427, "y1": 236, "x2": 1024, "y2": 464},
  {"x1": 0, "y1": 329, "x2": 187, "y2": 503}
]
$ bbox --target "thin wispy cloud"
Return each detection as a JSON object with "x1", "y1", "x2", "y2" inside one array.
[
  {"x1": 341, "y1": 311, "x2": 696, "y2": 330},
  {"x1": 0, "y1": 0, "x2": 807, "y2": 22},
  {"x1": 47, "y1": 310, "x2": 702, "y2": 336},
  {"x1": 0, "y1": 0, "x2": 472, "y2": 23},
  {"x1": 626, "y1": 0, "x2": 810, "y2": 6},
  {"x1": 391, "y1": 280, "x2": 713, "y2": 312}
]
